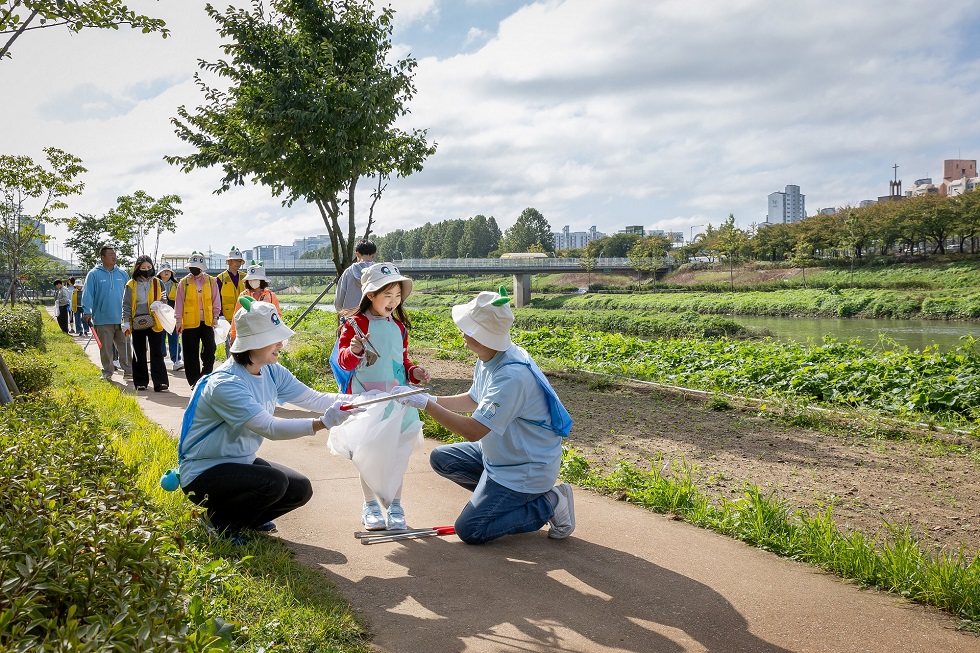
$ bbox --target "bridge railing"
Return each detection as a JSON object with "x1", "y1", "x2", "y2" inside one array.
[{"x1": 260, "y1": 257, "x2": 632, "y2": 270}]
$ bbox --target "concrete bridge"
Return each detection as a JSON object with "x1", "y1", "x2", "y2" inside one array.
[{"x1": 63, "y1": 257, "x2": 653, "y2": 307}]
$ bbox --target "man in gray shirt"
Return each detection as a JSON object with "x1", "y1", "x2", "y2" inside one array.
[{"x1": 333, "y1": 240, "x2": 377, "y2": 313}]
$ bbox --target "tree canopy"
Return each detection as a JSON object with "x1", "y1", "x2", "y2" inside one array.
[
  {"x1": 167, "y1": 0, "x2": 435, "y2": 277},
  {"x1": 0, "y1": 147, "x2": 85, "y2": 304},
  {"x1": 1, "y1": 0, "x2": 168, "y2": 60},
  {"x1": 502, "y1": 207, "x2": 554, "y2": 253}
]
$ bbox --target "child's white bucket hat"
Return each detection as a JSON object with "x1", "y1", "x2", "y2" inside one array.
[{"x1": 360, "y1": 262, "x2": 413, "y2": 300}]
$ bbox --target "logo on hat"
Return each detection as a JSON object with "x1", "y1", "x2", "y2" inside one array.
[{"x1": 271, "y1": 311, "x2": 280, "y2": 325}]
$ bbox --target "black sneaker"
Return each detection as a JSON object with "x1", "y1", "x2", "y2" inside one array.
[{"x1": 254, "y1": 521, "x2": 278, "y2": 533}]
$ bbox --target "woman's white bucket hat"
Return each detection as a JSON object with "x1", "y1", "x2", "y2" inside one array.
[
  {"x1": 451, "y1": 287, "x2": 514, "y2": 351},
  {"x1": 230, "y1": 297, "x2": 294, "y2": 353}
]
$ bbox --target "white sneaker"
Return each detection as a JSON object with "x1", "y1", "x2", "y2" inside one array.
[
  {"x1": 113, "y1": 359, "x2": 122, "y2": 370},
  {"x1": 174, "y1": 360, "x2": 184, "y2": 371},
  {"x1": 362, "y1": 501, "x2": 386, "y2": 531},
  {"x1": 386, "y1": 501, "x2": 408, "y2": 530},
  {"x1": 548, "y1": 483, "x2": 575, "y2": 539}
]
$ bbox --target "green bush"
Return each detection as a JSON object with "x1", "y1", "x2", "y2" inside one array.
[
  {"x1": 2, "y1": 348, "x2": 54, "y2": 394},
  {"x1": 0, "y1": 396, "x2": 189, "y2": 651},
  {"x1": 0, "y1": 305, "x2": 44, "y2": 351}
]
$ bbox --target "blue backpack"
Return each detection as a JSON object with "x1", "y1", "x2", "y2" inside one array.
[{"x1": 504, "y1": 352, "x2": 572, "y2": 438}]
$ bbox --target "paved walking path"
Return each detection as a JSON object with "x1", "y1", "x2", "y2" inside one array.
[{"x1": 65, "y1": 317, "x2": 978, "y2": 653}]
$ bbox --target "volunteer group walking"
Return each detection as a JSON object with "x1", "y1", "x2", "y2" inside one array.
[
  {"x1": 67, "y1": 244, "x2": 269, "y2": 391},
  {"x1": 66, "y1": 240, "x2": 577, "y2": 547}
]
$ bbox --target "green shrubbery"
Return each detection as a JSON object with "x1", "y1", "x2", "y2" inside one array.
[
  {"x1": 0, "y1": 395, "x2": 188, "y2": 650},
  {"x1": 2, "y1": 347, "x2": 54, "y2": 393},
  {"x1": 0, "y1": 305, "x2": 44, "y2": 351},
  {"x1": 513, "y1": 308, "x2": 757, "y2": 339}
]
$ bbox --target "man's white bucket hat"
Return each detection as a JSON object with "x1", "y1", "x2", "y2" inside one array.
[
  {"x1": 452, "y1": 286, "x2": 514, "y2": 351},
  {"x1": 230, "y1": 297, "x2": 294, "y2": 353},
  {"x1": 73, "y1": 278, "x2": 83, "y2": 287},
  {"x1": 360, "y1": 262, "x2": 413, "y2": 300},
  {"x1": 226, "y1": 246, "x2": 245, "y2": 262},
  {"x1": 244, "y1": 260, "x2": 267, "y2": 282},
  {"x1": 186, "y1": 252, "x2": 208, "y2": 271}
]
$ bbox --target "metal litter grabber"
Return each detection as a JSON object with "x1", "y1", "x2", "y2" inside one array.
[
  {"x1": 354, "y1": 526, "x2": 443, "y2": 539},
  {"x1": 359, "y1": 526, "x2": 456, "y2": 545}
]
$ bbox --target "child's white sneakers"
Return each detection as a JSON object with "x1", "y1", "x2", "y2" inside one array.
[
  {"x1": 387, "y1": 501, "x2": 407, "y2": 530},
  {"x1": 362, "y1": 501, "x2": 386, "y2": 530}
]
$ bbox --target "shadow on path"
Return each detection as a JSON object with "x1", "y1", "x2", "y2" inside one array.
[{"x1": 289, "y1": 535, "x2": 792, "y2": 653}]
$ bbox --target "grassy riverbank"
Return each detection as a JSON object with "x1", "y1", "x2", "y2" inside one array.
[
  {"x1": 279, "y1": 305, "x2": 980, "y2": 631},
  {"x1": 2, "y1": 313, "x2": 369, "y2": 651}
]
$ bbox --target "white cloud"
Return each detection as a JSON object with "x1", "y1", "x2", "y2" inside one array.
[{"x1": 6, "y1": 0, "x2": 980, "y2": 260}]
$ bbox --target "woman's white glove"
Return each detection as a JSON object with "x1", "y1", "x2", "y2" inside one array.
[
  {"x1": 320, "y1": 399, "x2": 362, "y2": 428},
  {"x1": 390, "y1": 385, "x2": 434, "y2": 410}
]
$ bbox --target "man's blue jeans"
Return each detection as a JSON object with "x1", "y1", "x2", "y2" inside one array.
[{"x1": 430, "y1": 441, "x2": 555, "y2": 545}]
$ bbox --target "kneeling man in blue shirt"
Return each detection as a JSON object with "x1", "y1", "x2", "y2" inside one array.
[{"x1": 392, "y1": 288, "x2": 574, "y2": 545}]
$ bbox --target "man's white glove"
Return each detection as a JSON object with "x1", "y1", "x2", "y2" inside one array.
[
  {"x1": 390, "y1": 385, "x2": 435, "y2": 410},
  {"x1": 320, "y1": 399, "x2": 362, "y2": 429}
]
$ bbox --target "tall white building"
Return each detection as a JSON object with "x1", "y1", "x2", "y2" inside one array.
[
  {"x1": 767, "y1": 185, "x2": 806, "y2": 223},
  {"x1": 553, "y1": 225, "x2": 606, "y2": 250}
]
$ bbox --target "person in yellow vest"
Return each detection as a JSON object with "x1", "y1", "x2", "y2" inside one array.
[
  {"x1": 157, "y1": 262, "x2": 182, "y2": 370},
  {"x1": 122, "y1": 255, "x2": 169, "y2": 392},
  {"x1": 217, "y1": 246, "x2": 248, "y2": 351},
  {"x1": 71, "y1": 278, "x2": 90, "y2": 337},
  {"x1": 175, "y1": 251, "x2": 222, "y2": 388},
  {"x1": 229, "y1": 260, "x2": 281, "y2": 341}
]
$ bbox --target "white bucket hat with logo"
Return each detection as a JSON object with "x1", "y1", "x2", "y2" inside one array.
[
  {"x1": 186, "y1": 252, "x2": 208, "y2": 271},
  {"x1": 226, "y1": 246, "x2": 245, "y2": 263},
  {"x1": 360, "y1": 262, "x2": 413, "y2": 300},
  {"x1": 73, "y1": 278, "x2": 83, "y2": 287},
  {"x1": 244, "y1": 260, "x2": 267, "y2": 282},
  {"x1": 230, "y1": 297, "x2": 294, "y2": 353},
  {"x1": 451, "y1": 286, "x2": 514, "y2": 351}
]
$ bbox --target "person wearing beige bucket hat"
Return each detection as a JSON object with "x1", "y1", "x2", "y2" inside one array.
[
  {"x1": 390, "y1": 286, "x2": 576, "y2": 545},
  {"x1": 172, "y1": 296, "x2": 368, "y2": 544},
  {"x1": 331, "y1": 261, "x2": 430, "y2": 531}
]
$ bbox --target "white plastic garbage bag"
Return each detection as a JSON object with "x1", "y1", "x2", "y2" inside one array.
[
  {"x1": 150, "y1": 301, "x2": 177, "y2": 334},
  {"x1": 213, "y1": 316, "x2": 230, "y2": 343},
  {"x1": 327, "y1": 399, "x2": 423, "y2": 506}
]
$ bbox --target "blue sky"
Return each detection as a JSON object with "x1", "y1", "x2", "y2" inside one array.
[{"x1": 5, "y1": 0, "x2": 980, "y2": 261}]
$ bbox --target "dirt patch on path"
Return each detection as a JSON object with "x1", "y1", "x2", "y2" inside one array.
[{"x1": 419, "y1": 350, "x2": 980, "y2": 558}]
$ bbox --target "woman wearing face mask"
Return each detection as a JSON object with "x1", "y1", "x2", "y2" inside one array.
[
  {"x1": 123, "y1": 255, "x2": 169, "y2": 392},
  {"x1": 229, "y1": 261, "x2": 281, "y2": 342}
]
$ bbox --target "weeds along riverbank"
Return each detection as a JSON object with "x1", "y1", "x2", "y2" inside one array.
[
  {"x1": 0, "y1": 309, "x2": 369, "y2": 652},
  {"x1": 279, "y1": 306, "x2": 980, "y2": 632}
]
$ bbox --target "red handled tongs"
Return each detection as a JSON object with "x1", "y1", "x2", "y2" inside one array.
[{"x1": 356, "y1": 526, "x2": 456, "y2": 545}]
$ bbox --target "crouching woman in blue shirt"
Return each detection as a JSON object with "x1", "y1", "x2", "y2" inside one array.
[
  {"x1": 392, "y1": 288, "x2": 574, "y2": 545},
  {"x1": 174, "y1": 296, "x2": 362, "y2": 543}
]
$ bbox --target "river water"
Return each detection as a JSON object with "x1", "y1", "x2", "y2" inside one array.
[{"x1": 731, "y1": 315, "x2": 979, "y2": 352}]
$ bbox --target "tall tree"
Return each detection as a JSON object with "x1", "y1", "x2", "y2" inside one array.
[
  {"x1": 167, "y1": 0, "x2": 435, "y2": 277},
  {"x1": 1, "y1": 0, "x2": 168, "y2": 60},
  {"x1": 502, "y1": 207, "x2": 554, "y2": 253},
  {"x1": 112, "y1": 190, "x2": 182, "y2": 262},
  {"x1": 0, "y1": 147, "x2": 85, "y2": 305},
  {"x1": 63, "y1": 210, "x2": 133, "y2": 270},
  {"x1": 716, "y1": 214, "x2": 748, "y2": 291}
]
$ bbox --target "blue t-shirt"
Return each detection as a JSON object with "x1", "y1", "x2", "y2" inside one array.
[
  {"x1": 469, "y1": 345, "x2": 563, "y2": 494},
  {"x1": 178, "y1": 359, "x2": 312, "y2": 485}
]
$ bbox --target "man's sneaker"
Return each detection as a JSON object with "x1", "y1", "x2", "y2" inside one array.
[
  {"x1": 174, "y1": 360, "x2": 184, "y2": 371},
  {"x1": 228, "y1": 532, "x2": 248, "y2": 546},
  {"x1": 548, "y1": 483, "x2": 576, "y2": 539},
  {"x1": 254, "y1": 521, "x2": 277, "y2": 533},
  {"x1": 113, "y1": 359, "x2": 122, "y2": 370},
  {"x1": 362, "y1": 501, "x2": 386, "y2": 530},
  {"x1": 386, "y1": 501, "x2": 408, "y2": 530}
]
